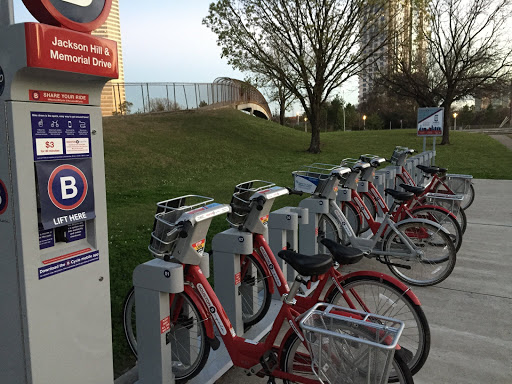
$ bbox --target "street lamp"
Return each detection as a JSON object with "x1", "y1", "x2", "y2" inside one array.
[
  {"x1": 304, "y1": 117, "x2": 308, "y2": 132},
  {"x1": 296, "y1": 111, "x2": 300, "y2": 125},
  {"x1": 362, "y1": 115, "x2": 367, "y2": 130},
  {"x1": 453, "y1": 112, "x2": 458, "y2": 131}
]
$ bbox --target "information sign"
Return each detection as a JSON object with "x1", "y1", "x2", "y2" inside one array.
[
  {"x1": 417, "y1": 107, "x2": 444, "y2": 136},
  {"x1": 30, "y1": 90, "x2": 89, "y2": 105},
  {"x1": 31, "y1": 111, "x2": 92, "y2": 161}
]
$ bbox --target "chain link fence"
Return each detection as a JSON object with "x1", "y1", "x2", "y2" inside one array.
[{"x1": 108, "y1": 77, "x2": 271, "y2": 118}]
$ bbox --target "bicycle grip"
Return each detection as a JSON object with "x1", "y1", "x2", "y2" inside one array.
[
  {"x1": 286, "y1": 187, "x2": 303, "y2": 196},
  {"x1": 255, "y1": 196, "x2": 265, "y2": 211},
  {"x1": 178, "y1": 220, "x2": 193, "y2": 238}
]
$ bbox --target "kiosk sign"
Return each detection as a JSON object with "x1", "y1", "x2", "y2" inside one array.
[
  {"x1": 35, "y1": 159, "x2": 95, "y2": 229},
  {"x1": 417, "y1": 107, "x2": 444, "y2": 137}
]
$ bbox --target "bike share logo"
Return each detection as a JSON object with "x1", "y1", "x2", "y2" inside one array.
[
  {"x1": 23, "y1": 0, "x2": 111, "y2": 32},
  {"x1": 335, "y1": 209, "x2": 355, "y2": 238},
  {"x1": 0, "y1": 179, "x2": 8, "y2": 215},
  {"x1": 259, "y1": 214, "x2": 269, "y2": 226},
  {"x1": 355, "y1": 198, "x2": 371, "y2": 220},
  {"x1": 196, "y1": 283, "x2": 227, "y2": 335},
  {"x1": 48, "y1": 164, "x2": 88, "y2": 210},
  {"x1": 260, "y1": 246, "x2": 281, "y2": 287},
  {"x1": 371, "y1": 188, "x2": 386, "y2": 209}
]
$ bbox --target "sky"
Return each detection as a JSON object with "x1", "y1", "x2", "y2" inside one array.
[{"x1": 11, "y1": 1, "x2": 359, "y2": 109}]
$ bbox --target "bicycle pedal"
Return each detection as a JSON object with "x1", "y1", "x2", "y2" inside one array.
[{"x1": 259, "y1": 350, "x2": 278, "y2": 374}]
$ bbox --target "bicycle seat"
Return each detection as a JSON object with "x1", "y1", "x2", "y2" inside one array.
[
  {"x1": 416, "y1": 165, "x2": 447, "y2": 174},
  {"x1": 384, "y1": 188, "x2": 414, "y2": 201},
  {"x1": 320, "y1": 238, "x2": 364, "y2": 265},
  {"x1": 277, "y1": 250, "x2": 332, "y2": 277},
  {"x1": 399, "y1": 183, "x2": 425, "y2": 195}
]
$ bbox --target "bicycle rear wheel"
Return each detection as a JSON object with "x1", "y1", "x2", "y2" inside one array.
[
  {"x1": 383, "y1": 221, "x2": 456, "y2": 286},
  {"x1": 327, "y1": 275, "x2": 430, "y2": 378},
  {"x1": 122, "y1": 287, "x2": 210, "y2": 383},
  {"x1": 280, "y1": 329, "x2": 414, "y2": 383}
]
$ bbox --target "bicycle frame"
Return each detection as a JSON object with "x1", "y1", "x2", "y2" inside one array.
[
  {"x1": 398, "y1": 166, "x2": 457, "y2": 200},
  {"x1": 247, "y1": 234, "x2": 421, "y2": 313}
]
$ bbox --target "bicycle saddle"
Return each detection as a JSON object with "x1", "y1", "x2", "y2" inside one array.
[
  {"x1": 399, "y1": 183, "x2": 425, "y2": 195},
  {"x1": 384, "y1": 188, "x2": 414, "y2": 201},
  {"x1": 320, "y1": 238, "x2": 364, "y2": 265},
  {"x1": 417, "y1": 164, "x2": 447, "y2": 174},
  {"x1": 277, "y1": 250, "x2": 332, "y2": 277}
]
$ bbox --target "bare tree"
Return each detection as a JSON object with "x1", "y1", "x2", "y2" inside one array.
[
  {"x1": 204, "y1": 0, "x2": 397, "y2": 153},
  {"x1": 376, "y1": 0, "x2": 512, "y2": 144}
]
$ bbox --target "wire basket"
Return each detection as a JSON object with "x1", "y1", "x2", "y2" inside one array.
[
  {"x1": 300, "y1": 303, "x2": 404, "y2": 384},
  {"x1": 424, "y1": 192, "x2": 464, "y2": 218},
  {"x1": 149, "y1": 195, "x2": 214, "y2": 257},
  {"x1": 227, "y1": 180, "x2": 275, "y2": 228},
  {"x1": 292, "y1": 164, "x2": 339, "y2": 195},
  {"x1": 389, "y1": 146, "x2": 411, "y2": 166},
  {"x1": 444, "y1": 174, "x2": 473, "y2": 195}
]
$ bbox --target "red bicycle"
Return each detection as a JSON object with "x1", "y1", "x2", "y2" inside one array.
[{"x1": 227, "y1": 181, "x2": 430, "y2": 380}]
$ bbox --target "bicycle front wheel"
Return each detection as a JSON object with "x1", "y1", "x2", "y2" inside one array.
[
  {"x1": 122, "y1": 287, "x2": 210, "y2": 383},
  {"x1": 383, "y1": 221, "x2": 456, "y2": 286},
  {"x1": 360, "y1": 192, "x2": 378, "y2": 233},
  {"x1": 280, "y1": 329, "x2": 414, "y2": 384},
  {"x1": 409, "y1": 206, "x2": 463, "y2": 253},
  {"x1": 327, "y1": 276, "x2": 430, "y2": 378},
  {"x1": 318, "y1": 213, "x2": 343, "y2": 248},
  {"x1": 239, "y1": 253, "x2": 272, "y2": 329}
]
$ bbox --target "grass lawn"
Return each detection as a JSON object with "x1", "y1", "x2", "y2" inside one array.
[{"x1": 105, "y1": 108, "x2": 512, "y2": 376}]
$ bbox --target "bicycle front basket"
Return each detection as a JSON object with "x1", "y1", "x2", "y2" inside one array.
[{"x1": 300, "y1": 303, "x2": 404, "y2": 384}]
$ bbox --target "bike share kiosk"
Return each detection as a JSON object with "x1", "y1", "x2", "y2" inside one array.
[{"x1": 0, "y1": 1, "x2": 117, "y2": 383}]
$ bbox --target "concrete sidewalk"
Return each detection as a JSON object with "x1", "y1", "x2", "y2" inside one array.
[{"x1": 118, "y1": 179, "x2": 512, "y2": 384}]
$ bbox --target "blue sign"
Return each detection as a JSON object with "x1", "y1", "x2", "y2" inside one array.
[
  {"x1": 39, "y1": 228, "x2": 55, "y2": 250},
  {"x1": 31, "y1": 111, "x2": 92, "y2": 161},
  {"x1": 38, "y1": 250, "x2": 99, "y2": 280},
  {"x1": 0, "y1": 178, "x2": 8, "y2": 215},
  {"x1": 36, "y1": 159, "x2": 95, "y2": 229}
]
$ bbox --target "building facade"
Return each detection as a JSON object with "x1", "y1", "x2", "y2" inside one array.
[
  {"x1": 91, "y1": 0, "x2": 126, "y2": 116},
  {"x1": 358, "y1": 0, "x2": 428, "y2": 104}
]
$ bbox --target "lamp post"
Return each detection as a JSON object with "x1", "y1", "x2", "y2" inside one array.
[
  {"x1": 304, "y1": 117, "x2": 308, "y2": 132},
  {"x1": 453, "y1": 112, "x2": 458, "y2": 131},
  {"x1": 296, "y1": 111, "x2": 299, "y2": 125},
  {"x1": 362, "y1": 115, "x2": 367, "y2": 130}
]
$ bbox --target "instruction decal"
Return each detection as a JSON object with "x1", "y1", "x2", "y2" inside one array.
[
  {"x1": 36, "y1": 159, "x2": 95, "y2": 229},
  {"x1": 0, "y1": 179, "x2": 8, "y2": 215},
  {"x1": 31, "y1": 111, "x2": 92, "y2": 161},
  {"x1": 38, "y1": 250, "x2": 99, "y2": 280},
  {"x1": 39, "y1": 228, "x2": 55, "y2": 250}
]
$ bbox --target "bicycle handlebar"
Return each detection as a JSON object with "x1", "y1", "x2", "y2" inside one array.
[
  {"x1": 286, "y1": 187, "x2": 303, "y2": 196},
  {"x1": 178, "y1": 220, "x2": 193, "y2": 238}
]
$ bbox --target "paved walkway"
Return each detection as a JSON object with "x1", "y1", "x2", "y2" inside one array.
[{"x1": 490, "y1": 134, "x2": 512, "y2": 150}]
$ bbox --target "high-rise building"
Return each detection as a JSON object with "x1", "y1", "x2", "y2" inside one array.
[
  {"x1": 358, "y1": 0, "x2": 428, "y2": 104},
  {"x1": 91, "y1": 0, "x2": 125, "y2": 116}
]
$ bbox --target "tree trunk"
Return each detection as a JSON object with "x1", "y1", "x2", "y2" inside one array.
[
  {"x1": 308, "y1": 107, "x2": 321, "y2": 153},
  {"x1": 279, "y1": 100, "x2": 286, "y2": 125}
]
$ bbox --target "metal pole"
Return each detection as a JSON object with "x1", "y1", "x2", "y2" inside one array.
[
  {"x1": 146, "y1": 83, "x2": 151, "y2": 112},
  {"x1": 423, "y1": 137, "x2": 426, "y2": 153},
  {"x1": 141, "y1": 84, "x2": 145, "y2": 113},
  {"x1": 112, "y1": 85, "x2": 118, "y2": 115},
  {"x1": 173, "y1": 83, "x2": 176, "y2": 110},
  {"x1": 432, "y1": 137, "x2": 436, "y2": 165},
  {"x1": 194, "y1": 84, "x2": 199, "y2": 109},
  {"x1": 166, "y1": 84, "x2": 170, "y2": 111},
  {"x1": 343, "y1": 105, "x2": 346, "y2": 131},
  {"x1": 183, "y1": 85, "x2": 188, "y2": 109},
  {"x1": 0, "y1": 0, "x2": 14, "y2": 27}
]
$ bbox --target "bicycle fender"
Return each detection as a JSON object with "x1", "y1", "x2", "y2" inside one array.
[
  {"x1": 325, "y1": 271, "x2": 421, "y2": 306},
  {"x1": 382, "y1": 217, "x2": 451, "y2": 239},
  {"x1": 183, "y1": 285, "x2": 216, "y2": 340},
  {"x1": 410, "y1": 204, "x2": 458, "y2": 220}
]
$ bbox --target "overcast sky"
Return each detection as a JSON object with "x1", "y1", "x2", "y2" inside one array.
[{"x1": 12, "y1": 1, "x2": 359, "y2": 109}]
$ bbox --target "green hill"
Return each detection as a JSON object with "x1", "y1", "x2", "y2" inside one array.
[{"x1": 105, "y1": 108, "x2": 511, "y2": 376}]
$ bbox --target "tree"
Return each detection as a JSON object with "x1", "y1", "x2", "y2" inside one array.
[
  {"x1": 376, "y1": 0, "x2": 512, "y2": 144},
  {"x1": 114, "y1": 100, "x2": 133, "y2": 115},
  {"x1": 204, "y1": 0, "x2": 397, "y2": 153}
]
